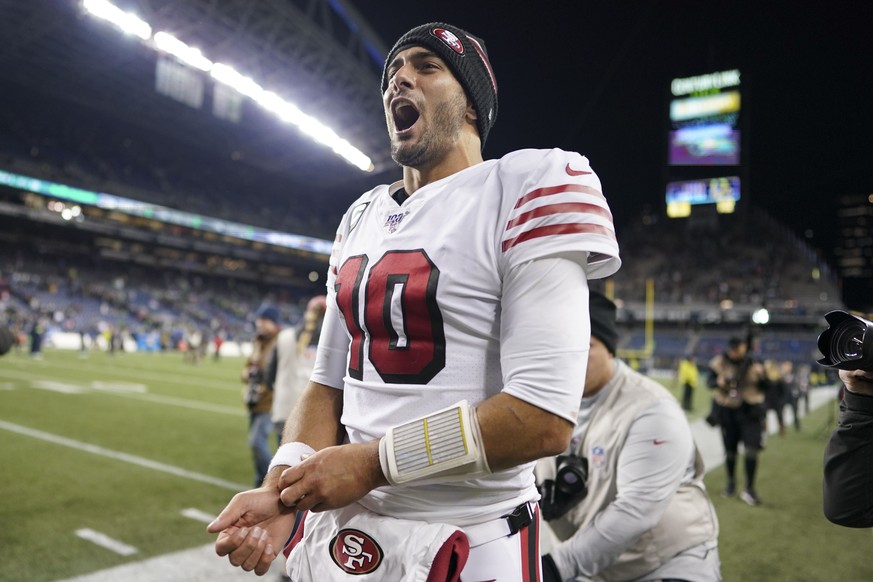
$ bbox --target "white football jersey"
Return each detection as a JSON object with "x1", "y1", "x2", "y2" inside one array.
[{"x1": 311, "y1": 148, "x2": 620, "y2": 525}]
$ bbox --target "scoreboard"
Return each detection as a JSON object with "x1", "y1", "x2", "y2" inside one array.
[{"x1": 666, "y1": 69, "x2": 744, "y2": 217}]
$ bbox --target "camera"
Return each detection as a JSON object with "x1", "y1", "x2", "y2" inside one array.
[
  {"x1": 244, "y1": 367, "x2": 264, "y2": 408},
  {"x1": 817, "y1": 310, "x2": 873, "y2": 370},
  {"x1": 538, "y1": 454, "x2": 589, "y2": 521}
]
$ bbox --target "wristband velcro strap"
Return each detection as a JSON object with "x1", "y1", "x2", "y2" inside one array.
[
  {"x1": 268, "y1": 442, "x2": 316, "y2": 472},
  {"x1": 379, "y1": 400, "x2": 490, "y2": 486}
]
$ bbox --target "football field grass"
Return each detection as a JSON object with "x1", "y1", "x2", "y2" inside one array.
[{"x1": 1, "y1": 349, "x2": 871, "y2": 581}]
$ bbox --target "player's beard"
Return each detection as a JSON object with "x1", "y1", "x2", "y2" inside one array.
[{"x1": 390, "y1": 90, "x2": 468, "y2": 169}]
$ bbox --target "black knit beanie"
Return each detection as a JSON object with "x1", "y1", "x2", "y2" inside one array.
[
  {"x1": 589, "y1": 291, "x2": 618, "y2": 355},
  {"x1": 381, "y1": 23, "x2": 498, "y2": 147}
]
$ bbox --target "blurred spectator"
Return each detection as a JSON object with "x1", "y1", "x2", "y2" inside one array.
[
  {"x1": 266, "y1": 296, "x2": 327, "y2": 443},
  {"x1": 677, "y1": 353, "x2": 699, "y2": 412},
  {"x1": 795, "y1": 363, "x2": 812, "y2": 415},
  {"x1": 0, "y1": 324, "x2": 15, "y2": 356},
  {"x1": 764, "y1": 360, "x2": 788, "y2": 436},
  {"x1": 241, "y1": 305, "x2": 281, "y2": 486},
  {"x1": 780, "y1": 360, "x2": 801, "y2": 431},
  {"x1": 212, "y1": 329, "x2": 225, "y2": 361},
  {"x1": 29, "y1": 318, "x2": 45, "y2": 359}
]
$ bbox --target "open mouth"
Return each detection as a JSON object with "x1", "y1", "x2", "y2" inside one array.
[{"x1": 391, "y1": 100, "x2": 420, "y2": 132}]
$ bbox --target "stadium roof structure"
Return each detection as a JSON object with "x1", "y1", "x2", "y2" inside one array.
[{"x1": 0, "y1": 0, "x2": 396, "y2": 231}]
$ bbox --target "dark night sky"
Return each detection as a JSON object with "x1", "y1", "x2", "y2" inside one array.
[{"x1": 364, "y1": 1, "x2": 873, "y2": 271}]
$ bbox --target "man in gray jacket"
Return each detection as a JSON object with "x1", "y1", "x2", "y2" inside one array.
[{"x1": 539, "y1": 291, "x2": 721, "y2": 582}]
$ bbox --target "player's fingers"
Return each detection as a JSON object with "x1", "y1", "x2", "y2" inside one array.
[
  {"x1": 239, "y1": 528, "x2": 269, "y2": 572},
  {"x1": 207, "y1": 499, "x2": 244, "y2": 533},
  {"x1": 226, "y1": 527, "x2": 265, "y2": 569},
  {"x1": 278, "y1": 464, "x2": 305, "y2": 490},
  {"x1": 279, "y1": 484, "x2": 308, "y2": 508},
  {"x1": 254, "y1": 543, "x2": 277, "y2": 576},
  {"x1": 214, "y1": 526, "x2": 246, "y2": 557}
]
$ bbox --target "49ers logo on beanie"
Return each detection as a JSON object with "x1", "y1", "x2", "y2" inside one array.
[
  {"x1": 432, "y1": 28, "x2": 464, "y2": 54},
  {"x1": 329, "y1": 528, "x2": 383, "y2": 574}
]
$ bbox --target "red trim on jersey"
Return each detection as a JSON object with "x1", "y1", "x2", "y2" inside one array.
[
  {"x1": 502, "y1": 222, "x2": 615, "y2": 252},
  {"x1": 505, "y1": 201, "x2": 613, "y2": 231},
  {"x1": 514, "y1": 183, "x2": 604, "y2": 209},
  {"x1": 283, "y1": 510, "x2": 308, "y2": 558}
]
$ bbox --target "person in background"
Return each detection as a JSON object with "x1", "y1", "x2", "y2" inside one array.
[
  {"x1": 0, "y1": 324, "x2": 15, "y2": 357},
  {"x1": 241, "y1": 305, "x2": 281, "y2": 487},
  {"x1": 780, "y1": 360, "x2": 801, "y2": 431},
  {"x1": 29, "y1": 317, "x2": 45, "y2": 359},
  {"x1": 539, "y1": 292, "x2": 720, "y2": 582},
  {"x1": 677, "y1": 352, "x2": 699, "y2": 412},
  {"x1": 707, "y1": 337, "x2": 768, "y2": 506},
  {"x1": 763, "y1": 359, "x2": 787, "y2": 436},
  {"x1": 266, "y1": 296, "x2": 327, "y2": 441},
  {"x1": 796, "y1": 362, "x2": 812, "y2": 415},
  {"x1": 213, "y1": 329, "x2": 225, "y2": 361}
]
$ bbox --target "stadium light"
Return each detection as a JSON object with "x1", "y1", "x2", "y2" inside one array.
[
  {"x1": 752, "y1": 307, "x2": 770, "y2": 325},
  {"x1": 81, "y1": 0, "x2": 374, "y2": 172},
  {"x1": 83, "y1": 0, "x2": 151, "y2": 40},
  {"x1": 210, "y1": 63, "x2": 265, "y2": 100},
  {"x1": 153, "y1": 32, "x2": 212, "y2": 72}
]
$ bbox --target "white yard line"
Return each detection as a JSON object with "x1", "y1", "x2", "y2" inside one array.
[
  {"x1": 0, "y1": 369, "x2": 244, "y2": 416},
  {"x1": 180, "y1": 508, "x2": 218, "y2": 524},
  {"x1": 36, "y1": 358, "x2": 241, "y2": 392},
  {"x1": 74, "y1": 529, "x2": 139, "y2": 556},
  {"x1": 31, "y1": 380, "x2": 87, "y2": 394},
  {"x1": 0, "y1": 420, "x2": 248, "y2": 492}
]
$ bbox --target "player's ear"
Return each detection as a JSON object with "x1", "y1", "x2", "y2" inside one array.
[{"x1": 465, "y1": 101, "x2": 478, "y2": 125}]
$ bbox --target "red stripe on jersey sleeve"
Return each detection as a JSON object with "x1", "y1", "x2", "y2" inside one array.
[
  {"x1": 514, "y1": 183, "x2": 604, "y2": 209},
  {"x1": 501, "y1": 222, "x2": 615, "y2": 253},
  {"x1": 505, "y1": 201, "x2": 613, "y2": 230}
]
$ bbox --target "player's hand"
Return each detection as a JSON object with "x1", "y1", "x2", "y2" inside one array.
[
  {"x1": 207, "y1": 485, "x2": 297, "y2": 576},
  {"x1": 840, "y1": 369, "x2": 873, "y2": 396},
  {"x1": 278, "y1": 441, "x2": 387, "y2": 512}
]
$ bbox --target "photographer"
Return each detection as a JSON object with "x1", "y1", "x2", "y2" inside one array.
[
  {"x1": 539, "y1": 292, "x2": 721, "y2": 582},
  {"x1": 707, "y1": 337, "x2": 768, "y2": 506},
  {"x1": 241, "y1": 305, "x2": 281, "y2": 487},
  {"x1": 823, "y1": 369, "x2": 873, "y2": 527}
]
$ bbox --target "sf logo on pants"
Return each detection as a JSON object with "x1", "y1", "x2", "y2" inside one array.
[{"x1": 330, "y1": 529, "x2": 383, "y2": 574}]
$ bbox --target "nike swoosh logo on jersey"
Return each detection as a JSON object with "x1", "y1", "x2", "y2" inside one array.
[
  {"x1": 653, "y1": 439, "x2": 669, "y2": 445},
  {"x1": 565, "y1": 163, "x2": 591, "y2": 176}
]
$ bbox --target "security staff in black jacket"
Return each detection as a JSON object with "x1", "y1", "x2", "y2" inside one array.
[{"x1": 823, "y1": 369, "x2": 873, "y2": 528}]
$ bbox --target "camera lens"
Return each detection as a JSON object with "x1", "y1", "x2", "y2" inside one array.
[
  {"x1": 556, "y1": 458, "x2": 588, "y2": 496},
  {"x1": 831, "y1": 321, "x2": 865, "y2": 362},
  {"x1": 818, "y1": 310, "x2": 873, "y2": 370},
  {"x1": 558, "y1": 471, "x2": 581, "y2": 489}
]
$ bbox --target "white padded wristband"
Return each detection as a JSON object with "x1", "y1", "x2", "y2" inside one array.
[
  {"x1": 379, "y1": 400, "x2": 491, "y2": 487},
  {"x1": 268, "y1": 442, "x2": 316, "y2": 472}
]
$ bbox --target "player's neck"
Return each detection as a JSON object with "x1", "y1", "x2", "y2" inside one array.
[{"x1": 402, "y1": 136, "x2": 483, "y2": 195}]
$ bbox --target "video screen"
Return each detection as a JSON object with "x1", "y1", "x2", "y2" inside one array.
[
  {"x1": 665, "y1": 176, "x2": 740, "y2": 217},
  {"x1": 669, "y1": 125, "x2": 740, "y2": 165},
  {"x1": 668, "y1": 77, "x2": 741, "y2": 166}
]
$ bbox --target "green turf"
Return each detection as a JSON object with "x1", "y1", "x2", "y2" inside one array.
[
  {"x1": 0, "y1": 350, "x2": 257, "y2": 581},
  {"x1": 1, "y1": 350, "x2": 871, "y2": 581}
]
